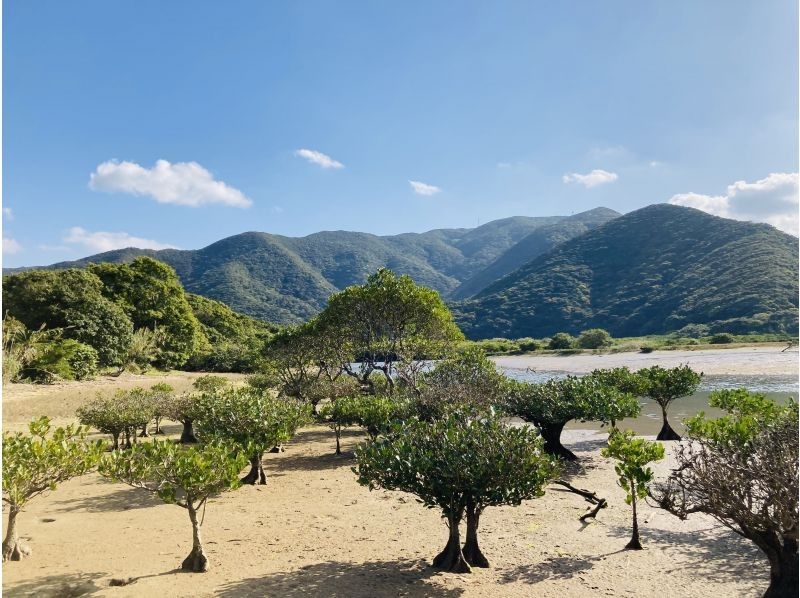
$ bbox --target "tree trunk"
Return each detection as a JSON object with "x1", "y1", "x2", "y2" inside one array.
[
  {"x1": 181, "y1": 505, "x2": 208, "y2": 573},
  {"x1": 2, "y1": 506, "x2": 30, "y2": 562},
  {"x1": 462, "y1": 504, "x2": 489, "y2": 567},
  {"x1": 112, "y1": 433, "x2": 120, "y2": 451},
  {"x1": 180, "y1": 419, "x2": 198, "y2": 444},
  {"x1": 540, "y1": 421, "x2": 577, "y2": 461},
  {"x1": 763, "y1": 537, "x2": 799, "y2": 598},
  {"x1": 334, "y1": 424, "x2": 342, "y2": 455},
  {"x1": 625, "y1": 480, "x2": 643, "y2": 550},
  {"x1": 241, "y1": 452, "x2": 267, "y2": 485},
  {"x1": 139, "y1": 423, "x2": 149, "y2": 438},
  {"x1": 154, "y1": 417, "x2": 163, "y2": 434},
  {"x1": 269, "y1": 445, "x2": 284, "y2": 453},
  {"x1": 432, "y1": 513, "x2": 471, "y2": 573},
  {"x1": 123, "y1": 429, "x2": 131, "y2": 449},
  {"x1": 656, "y1": 404, "x2": 681, "y2": 441}
]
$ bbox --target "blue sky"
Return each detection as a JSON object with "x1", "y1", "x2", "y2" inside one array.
[{"x1": 3, "y1": 1, "x2": 798, "y2": 266}]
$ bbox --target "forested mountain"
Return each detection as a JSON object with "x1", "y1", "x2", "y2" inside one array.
[
  {"x1": 17, "y1": 214, "x2": 569, "y2": 323},
  {"x1": 453, "y1": 204, "x2": 799, "y2": 338},
  {"x1": 450, "y1": 207, "x2": 620, "y2": 299}
]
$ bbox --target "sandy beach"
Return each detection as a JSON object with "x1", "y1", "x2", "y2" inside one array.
[
  {"x1": 492, "y1": 345, "x2": 799, "y2": 377},
  {"x1": 2, "y1": 352, "x2": 784, "y2": 597}
]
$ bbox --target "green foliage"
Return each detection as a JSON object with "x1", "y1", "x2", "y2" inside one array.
[
  {"x1": 119, "y1": 327, "x2": 165, "y2": 374},
  {"x1": 418, "y1": 347, "x2": 510, "y2": 419},
  {"x1": 76, "y1": 388, "x2": 154, "y2": 449},
  {"x1": 331, "y1": 394, "x2": 412, "y2": 439},
  {"x1": 88, "y1": 257, "x2": 206, "y2": 369},
  {"x1": 25, "y1": 339, "x2": 99, "y2": 382},
  {"x1": 637, "y1": 365, "x2": 702, "y2": 409},
  {"x1": 315, "y1": 268, "x2": 464, "y2": 391},
  {"x1": 455, "y1": 204, "x2": 799, "y2": 338},
  {"x1": 355, "y1": 412, "x2": 557, "y2": 510},
  {"x1": 589, "y1": 367, "x2": 647, "y2": 397},
  {"x1": 577, "y1": 328, "x2": 613, "y2": 349},
  {"x1": 192, "y1": 375, "x2": 230, "y2": 393},
  {"x1": 708, "y1": 332, "x2": 735, "y2": 344},
  {"x1": 602, "y1": 429, "x2": 664, "y2": 504},
  {"x1": 99, "y1": 440, "x2": 245, "y2": 507},
  {"x1": 548, "y1": 333, "x2": 574, "y2": 350},
  {"x1": 192, "y1": 387, "x2": 309, "y2": 456},
  {"x1": 2, "y1": 268, "x2": 133, "y2": 366},
  {"x1": 3, "y1": 417, "x2": 103, "y2": 510}
]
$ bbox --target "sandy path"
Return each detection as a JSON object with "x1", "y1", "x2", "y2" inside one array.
[{"x1": 492, "y1": 346, "x2": 799, "y2": 376}]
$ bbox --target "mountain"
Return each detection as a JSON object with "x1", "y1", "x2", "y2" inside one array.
[
  {"x1": 453, "y1": 204, "x2": 799, "y2": 339},
  {"x1": 18, "y1": 214, "x2": 568, "y2": 324},
  {"x1": 450, "y1": 207, "x2": 620, "y2": 299}
]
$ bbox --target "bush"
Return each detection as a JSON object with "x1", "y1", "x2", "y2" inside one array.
[
  {"x1": 577, "y1": 328, "x2": 613, "y2": 349},
  {"x1": 516, "y1": 338, "x2": 540, "y2": 352},
  {"x1": 24, "y1": 339, "x2": 98, "y2": 382},
  {"x1": 709, "y1": 333, "x2": 735, "y2": 344},
  {"x1": 77, "y1": 389, "x2": 153, "y2": 450},
  {"x1": 548, "y1": 333, "x2": 575, "y2": 350}
]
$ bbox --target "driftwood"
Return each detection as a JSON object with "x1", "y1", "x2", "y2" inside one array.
[{"x1": 552, "y1": 480, "x2": 608, "y2": 521}]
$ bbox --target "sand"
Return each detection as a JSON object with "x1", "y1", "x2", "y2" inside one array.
[
  {"x1": 492, "y1": 345, "x2": 799, "y2": 377},
  {"x1": 1, "y1": 356, "x2": 783, "y2": 597}
]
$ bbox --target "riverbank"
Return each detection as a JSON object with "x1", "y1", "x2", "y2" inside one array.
[{"x1": 492, "y1": 346, "x2": 799, "y2": 377}]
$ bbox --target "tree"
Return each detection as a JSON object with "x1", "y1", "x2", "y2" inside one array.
[
  {"x1": 192, "y1": 375, "x2": 230, "y2": 393},
  {"x1": 332, "y1": 394, "x2": 412, "y2": 441},
  {"x1": 507, "y1": 376, "x2": 640, "y2": 461},
  {"x1": 3, "y1": 269, "x2": 133, "y2": 366},
  {"x1": 3, "y1": 417, "x2": 102, "y2": 561},
  {"x1": 601, "y1": 429, "x2": 664, "y2": 550},
  {"x1": 165, "y1": 393, "x2": 201, "y2": 444},
  {"x1": 147, "y1": 382, "x2": 174, "y2": 434},
  {"x1": 589, "y1": 367, "x2": 647, "y2": 427},
  {"x1": 99, "y1": 440, "x2": 246, "y2": 572},
  {"x1": 77, "y1": 389, "x2": 153, "y2": 449},
  {"x1": 548, "y1": 333, "x2": 574, "y2": 350},
  {"x1": 637, "y1": 365, "x2": 702, "y2": 440},
  {"x1": 116, "y1": 327, "x2": 165, "y2": 375},
  {"x1": 315, "y1": 269, "x2": 463, "y2": 393},
  {"x1": 417, "y1": 347, "x2": 510, "y2": 420},
  {"x1": 193, "y1": 388, "x2": 309, "y2": 484},
  {"x1": 649, "y1": 390, "x2": 798, "y2": 597},
  {"x1": 577, "y1": 328, "x2": 613, "y2": 349},
  {"x1": 89, "y1": 257, "x2": 206, "y2": 369},
  {"x1": 354, "y1": 412, "x2": 557, "y2": 572}
]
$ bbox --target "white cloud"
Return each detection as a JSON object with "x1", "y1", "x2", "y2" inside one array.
[
  {"x1": 3, "y1": 237, "x2": 22, "y2": 254},
  {"x1": 64, "y1": 227, "x2": 178, "y2": 253},
  {"x1": 496, "y1": 162, "x2": 512, "y2": 169},
  {"x1": 668, "y1": 172, "x2": 799, "y2": 235},
  {"x1": 562, "y1": 169, "x2": 619, "y2": 188},
  {"x1": 89, "y1": 159, "x2": 252, "y2": 208},
  {"x1": 271, "y1": 206, "x2": 284, "y2": 214},
  {"x1": 409, "y1": 180, "x2": 441, "y2": 196},
  {"x1": 3, "y1": 207, "x2": 13, "y2": 220},
  {"x1": 294, "y1": 148, "x2": 344, "y2": 169}
]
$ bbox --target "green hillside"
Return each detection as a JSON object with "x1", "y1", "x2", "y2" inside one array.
[
  {"x1": 27, "y1": 215, "x2": 563, "y2": 324},
  {"x1": 450, "y1": 207, "x2": 620, "y2": 299},
  {"x1": 453, "y1": 204, "x2": 799, "y2": 338}
]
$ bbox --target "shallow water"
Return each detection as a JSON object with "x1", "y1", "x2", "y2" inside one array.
[{"x1": 502, "y1": 367, "x2": 798, "y2": 436}]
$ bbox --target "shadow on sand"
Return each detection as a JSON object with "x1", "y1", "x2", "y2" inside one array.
[
  {"x1": 49, "y1": 483, "x2": 163, "y2": 513},
  {"x1": 3, "y1": 572, "x2": 106, "y2": 597},
  {"x1": 214, "y1": 559, "x2": 465, "y2": 598}
]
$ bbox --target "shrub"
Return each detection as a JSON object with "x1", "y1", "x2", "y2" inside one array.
[
  {"x1": 516, "y1": 338, "x2": 540, "y2": 352},
  {"x1": 333, "y1": 394, "x2": 413, "y2": 440},
  {"x1": 637, "y1": 365, "x2": 702, "y2": 440},
  {"x1": 577, "y1": 328, "x2": 613, "y2": 349},
  {"x1": 548, "y1": 333, "x2": 575, "y2": 350},
  {"x1": 77, "y1": 388, "x2": 153, "y2": 450},
  {"x1": 709, "y1": 333, "x2": 735, "y2": 344}
]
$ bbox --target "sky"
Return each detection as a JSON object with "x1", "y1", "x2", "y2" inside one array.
[{"x1": 3, "y1": 1, "x2": 798, "y2": 267}]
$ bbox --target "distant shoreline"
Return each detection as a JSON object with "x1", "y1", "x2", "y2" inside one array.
[{"x1": 491, "y1": 345, "x2": 799, "y2": 377}]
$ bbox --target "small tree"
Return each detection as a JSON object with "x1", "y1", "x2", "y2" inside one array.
[
  {"x1": 649, "y1": 390, "x2": 798, "y2": 597},
  {"x1": 165, "y1": 393, "x2": 200, "y2": 444},
  {"x1": 99, "y1": 440, "x2": 246, "y2": 572},
  {"x1": 601, "y1": 429, "x2": 664, "y2": 550},
  {"x1": 637, "y1": 365, "x2": 702, "y2": 440},
  {"x1": 193, "y1": 388, "x2": 309, "y2": 484},
  {"x1": 77, "y1": 389, "x2": 153, "y2": 449},
  {"x1": 147, "y1": 382, "x2": 174, "y2": 434},
  {"x1": 3, "y1": 417, "x2": 102, "y2": 561},
  {"x1": 354, "y1": 411, "x2": 557, "y2": 572},
  {"x1": 589, "y1": 367, "x2": 646, "y2": 427},
  {"x1": 192, "y1": 375, "x2": 229, "y2": 393},
  {"x1": 334, "y1": 394, "x2": 412, "y2": 441},
  {"x1": 577, "y1": 328, "x2": 613, "y2": 349},
  {"x1": 507, "y1": 376, "x2": 640, "y2": 460},
  {"x1": 548, "y1": 333, "x2": 574, "y2": 350},
  {"x1": 318, "y1": 396, "x2": 361, "y2": 455},
  {"x1": 417, "y1": 347, "x2": 510, "y2": 420}
]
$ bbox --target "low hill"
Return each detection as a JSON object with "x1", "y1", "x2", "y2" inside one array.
[
  {"x1": 453, "y1": 204, "x2": 799, "y2": 338},
  {"x1": 450, "y1": 207, "x2": 620, "y2": 299}
]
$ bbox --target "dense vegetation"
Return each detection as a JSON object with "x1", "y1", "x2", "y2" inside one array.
[
  {"x1": 2, "y1": 257, "x2": 277, "y2": 381},
  {"x1": 7, "y1": 213, "x2": 585, "y2": 324},
  {"x1": 454, "y1": 204, "x2": 799, "y2": 339}
]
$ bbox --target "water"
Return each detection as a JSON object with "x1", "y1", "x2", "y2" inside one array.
[{"x1": 501, "y1": 367, "x2": 798, "y2": 436}]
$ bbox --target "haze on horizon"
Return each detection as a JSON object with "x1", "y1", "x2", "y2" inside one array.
[{"x1": 3, "y1": 1, "x2": 798, "y2": 267}]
